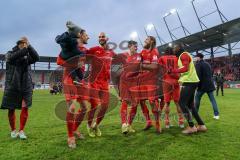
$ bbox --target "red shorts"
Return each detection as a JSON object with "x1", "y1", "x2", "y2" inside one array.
[
  {"x1": 129, "y1": 84, "x2": 159, "y2": 103},
  {"x1": 63, "y1": 68, "x2": 89, "y2": 102},
  {"x1": 89, "y1": 80, "x2": 109, "y2": 107},
  {"x1": 163, "y1": 80, "x2": 180, "y2": 103},
  {"x1": 63, "y1": 75, "x2": 78, "y2": 102},
  {"x1": 76, "y1": 82, "x2": 89, "y2": 102},
  {"x1": 90, "y1": 80, "x2": 109, "y2": 90}
]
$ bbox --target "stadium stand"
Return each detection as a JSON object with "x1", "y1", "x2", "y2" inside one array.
[{"x1": 206, "y1": 53, "x2": 240, "y2": 81}]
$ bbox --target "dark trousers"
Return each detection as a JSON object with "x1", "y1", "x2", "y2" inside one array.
[
  {"x1": 216, "y1": 83, "x2": 224, "y2": 96},
  {"x1": 179, "y1": 83, "x2": 204, "y2": 127}
]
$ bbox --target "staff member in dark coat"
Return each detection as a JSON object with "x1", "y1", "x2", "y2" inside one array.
[
  {"x1": 1, "y1": 37, "x2": 39, "y2": 139},
  {"x1": 194, "y1": 53, "x2": 219, "y2": 120},
  {"x1": 215, "y1": 70, "x2": 225, "y2": 96}
]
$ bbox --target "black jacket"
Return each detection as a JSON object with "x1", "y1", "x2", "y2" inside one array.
[
  {"x1": 1, "y1": 45, "x2": 39, "y2": 109},
  {"x1": 55, "y1": 32, "x2": 84, "y2": 60},
  {"x1": 195, "y1": 60, "x2": 215, "y2": 92},
  {"x1": 215, "y1": 73, "x2": 225, "y2": 84}
]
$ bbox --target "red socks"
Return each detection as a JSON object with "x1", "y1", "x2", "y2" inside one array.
[
  {"x1": 159, "y1": 97, "x2": 165, "y2": 111},
  {"x1": 140, "y1": 101, "x2": 152, "y2": 125},
  {"x1": 96, "y1": 104, "x2": 108, "y2": 125},
  {"x1": 128, "y1": 105, "x2": 137, "y2": 125},
  {"x1": 164, "y1": 106, "x2": 170, "y2": 125},
  {"x1": 8, "y1": 107, "x2": 29, "y2": 132},
  {"x1": 120, "y1": 101, "x2": 128, "y2": 124},
  {"x1": 20, "y1": 107, "x2": 28, "y2": 131},
  {"x1": 150, "y1": 100, "x2": 160, "y2": 130},
  {"x1": 88, "y1": 101, "x2": 98, "y2": 127},
  {"x1": 66, "y1": 111, "x2": 75, "y2": 137},
  {"x1": 73, "y1": 108, "x2": 86, "y2": 131}
]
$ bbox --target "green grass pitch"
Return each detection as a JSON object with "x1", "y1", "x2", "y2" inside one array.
[{"x1": 0, "y1": 89, "x2": 239, "y2": 160}]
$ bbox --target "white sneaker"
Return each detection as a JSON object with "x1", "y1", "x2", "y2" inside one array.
[
  {"x1": 213, "y1": 116, "x2": 220, "y2": 120},
  {"x1": 127, "y1": 125, "x2": 136, "y2": 133},
  {"x1": 179, "y1": 124, "x2": 185, "y2": 129},
  {"x1": 165, "y1": 125, "x2": 170, "y2": 129},
  {"x1": 18, "y1": 130, "x2": 27, "y2": 140},
  {"x1": 67, "y1": 137, "x2": 76, "y2": 149},
  {"x1": 92, "y1": 123, "x2": 102, "y2": 137},
  {"x1": 121, "y1": 123, "x2": 129, "y2": 134},
  {"x1": 87, "y1": 125, "x2": 96, "y2": 138},
  {"x1": 10, "y1": 130, "x2": 18, "y2": 138}
]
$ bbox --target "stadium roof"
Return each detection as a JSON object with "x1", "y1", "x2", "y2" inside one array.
[
  {"x1": 1, "y1": 17, "x2": 240, "y2": 63},
  {"x1": 39, "y1": 56, "x2": 57, "y2": 63},
  {"x1": 0, "y1": 55, "x2": 57, "y2": 63},
  {"x1": 157, "y1": 17, "x2": 240, "y2": 54}
]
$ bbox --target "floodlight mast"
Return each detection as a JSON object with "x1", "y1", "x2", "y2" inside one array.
[
  {"x1": 145, "y1": 23, "x2": 165, "y2": 45},
  {"x1": 163, "y1": 9, "x2": 191, "y2": 42},
  {"x1": 191, "y1": 0, "x2": 231, "y2": 57},
  {"x1": 130, "y1": 31, "x2": 144, "y2": 48},
  {"x1": 163, "y1": 14, "x2": 174, "y2": 41}
]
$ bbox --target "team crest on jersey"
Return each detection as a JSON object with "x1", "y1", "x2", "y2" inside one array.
[
  {"x1": 136, "y1": 56, "x2": 141, "y2": 61},
  {"x1": 153, "y1": 55, "x2": 158, "y2": 61}
]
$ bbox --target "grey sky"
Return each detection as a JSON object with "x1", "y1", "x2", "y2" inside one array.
[{"x1": 0, "y1": 0, "x2": 239, "y2": 56}]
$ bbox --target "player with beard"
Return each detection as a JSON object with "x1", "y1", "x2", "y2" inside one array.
[
  {"x1": 128, "y1": 36, "x2": 161, "y2": 134},
  {"x1": 158, "y1": 47, "x2": 184, "y2": 129},
  {"x1": 72, "y1": 31, "x2": 90, "y2": 141},
  {"x1": 87, "y1": 32, "x2": 116, "y2": 137},
  {"x1": 56, "y1": 21, "x2": 89, "y2": 148},
  {"x1": 171, "y1": 43, "x2": 207, "y2": 134}
]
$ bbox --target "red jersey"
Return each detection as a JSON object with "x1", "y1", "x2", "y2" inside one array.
[
  {"x1": 119, "y1": 52, "x2": 141, "y2": 101},
  {"x1": 121, "y1": 52, "x2": 141, "y2": 75},
  {"x1": 78, "y1": 46, "x2": 88, "y2": 72},
  {"x1": 60, "y1": 45, "x2": 88, "y2": 101},
  {"x1": 140, "y1": 48, "x2": 159, "y2": 64},
  {"x1": 158, "y1": 55, "x2": 180, "y2": 82},
  {"x1": 87, "y1": 46, "x2": 115, "y2": 82},
  {"x1": 122, "y1": 52, "x2": 141, "y2": 65}
]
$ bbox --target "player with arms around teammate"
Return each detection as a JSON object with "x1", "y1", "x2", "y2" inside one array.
[
  {"x1": 119, "y1": 40, "x2": 143, "y2": 134},
  {"x1": 158, "y1": 47, "x2": 184, "y2": 129},
  {"x1": 138, "y1": 36, "x2": 161, "y2": 134}
]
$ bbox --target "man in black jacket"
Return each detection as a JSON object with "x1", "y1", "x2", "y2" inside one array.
[
  {"x1": 194, "y1": 53, "x2": 220, "y2": 120},
  {"x1": 1, "y1": 37, "x2": 39, "y2": 139},
  {"x1": 215, "y1": 70, "x2": 225, "y2": 96}
]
